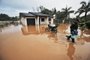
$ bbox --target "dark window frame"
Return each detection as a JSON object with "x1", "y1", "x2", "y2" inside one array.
[{"x1": 41, "y1": 18, "x2": 45, "y2": 22}]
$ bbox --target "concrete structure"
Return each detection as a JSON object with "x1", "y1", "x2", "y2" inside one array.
[{"x1": 20, "y1": 12, "x2": 54, "y2": 26}]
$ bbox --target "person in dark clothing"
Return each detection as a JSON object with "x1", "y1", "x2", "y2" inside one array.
[
  {"x1": 67, "y1": 21, "x2": 79, "y2": 43},
  {"x1": 70, "y1": 22, "x2": 78, "y2": 35}
]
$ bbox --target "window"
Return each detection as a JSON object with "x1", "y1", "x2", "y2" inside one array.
[{"x1": 41, "y1": 18, "x2": 45, "y2": 22}]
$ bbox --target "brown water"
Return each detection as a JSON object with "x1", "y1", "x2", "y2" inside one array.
[{"x1": 0, "y1": 24, "x2": 90, "y2": 60}]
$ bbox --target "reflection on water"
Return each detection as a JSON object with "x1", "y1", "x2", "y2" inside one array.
[
  {"x1": 67, "y1": 43, "x2": 75, "y2": 60},
  {"x1": 21, "y1": 25, "x2": 47, "y2": 35},
  {"x1": 21, "y1": 25, "x2": 59, "y2": 43},
  {"x1": 0, "y1": 24, "x2": 90, "y2": 60},
  {"x1": 48, "y1": 33, "x2": 58, "y2": 43}
]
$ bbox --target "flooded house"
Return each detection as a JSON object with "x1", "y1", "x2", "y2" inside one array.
[
  {"x1": 20, "y1": 12, "x2": 54, "y2": 26},
  {"x1": 20, "y1": 12, "x2": 54, "y2": 34}
]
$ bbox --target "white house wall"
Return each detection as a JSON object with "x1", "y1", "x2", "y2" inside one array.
[
  {"x1": 21, "y1": 16, "x2": 50, "y2": 26},
  {"x1": 35, "y1": 16, "x2": 39, "y2": 25},
  {"x1": 21, "y1": 17, "x2": 27, "y2": 26},
  {"x1": 46, "y1": 17, "x2": 49, "y2": 24},
  {"x1": 51, "y1": 18, "x2": 54, "y2": 24}
]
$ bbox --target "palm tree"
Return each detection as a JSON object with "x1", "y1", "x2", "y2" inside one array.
[
  {"x1": 75, "y1": 1, "x2": 90, "y2": 21},
  {"x1": 52, "y1": 8, "x2": 57, "y2": 15},
  {"x1": 75, "y1": 1, "x2": 90, "y2": 37},
  {"x1": 62, "y1": 6, "x2": 74, "y2": 23}
]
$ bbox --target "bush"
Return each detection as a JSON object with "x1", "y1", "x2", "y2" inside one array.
[{"x1": 86, "y1": 22, "x2": 90, "y2": 29}]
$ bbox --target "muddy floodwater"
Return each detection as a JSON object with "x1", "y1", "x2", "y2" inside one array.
[{"x1": 0, "y1": 24, "x2": 90, "y2": 60}]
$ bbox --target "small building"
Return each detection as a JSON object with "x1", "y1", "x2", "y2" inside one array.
[{"x1": 20, "y1": 12, "x2": 54, "y2": 26}]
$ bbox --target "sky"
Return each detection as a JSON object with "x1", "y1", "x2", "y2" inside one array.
[{"x1": 0, "y1": 0, "x2": 89, "y2": 17}]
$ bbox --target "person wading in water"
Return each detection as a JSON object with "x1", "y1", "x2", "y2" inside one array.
[{"x1": 67, "y1": 19, "x2": 79, "y2": 43}]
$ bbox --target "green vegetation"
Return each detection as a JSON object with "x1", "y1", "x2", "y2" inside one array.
[
  {"x1": 0, "y1": 14, "x2": 20, "y2": 28},
  {"x1": 0, "y1": 14, "x2": 19, "y2": 21},
  {"x1": 86, "y1": 21, "x2": 90, "y2": 29},
  {"x1": 61, "y1": 6, "x2": 74, "y2": 23},
  {"x1": 75, "y1": 1, "x2": 90, "y2": 29},
  {"x1": 39, "y1": 1, "x2": 90, "y2": 29},
  {"x1": 39, "y1": 6, "x2": 74, "y2": 24},
  {"x1": 75, "y1": 1, "x2": 90, "y2": 21}
]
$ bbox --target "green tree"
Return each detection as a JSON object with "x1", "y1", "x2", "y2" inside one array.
[
  {"x1": 0, "y1": 14, "x2": 10, "y2": 21},
  {"x1": 75, "y1": 1, "x2": 90, "y2": 30},
  {"x1": 0, "y1": 13, "x2": 19, "y2": 21},
  {"x1": 75, "y1": 1, "x2": 90, "y2": 21},
  {"x1": 62, "y1": 6, "x2": 74, "y2": 23},
  {"x1": 52, "y1": 8, "x2": 57, "y2": 15},
  {"x1": 11, "y1": 16, "x2": 19, "y2": 21},
  {"x1": 39, "y1": 6, "x2": 52, "y2": 16},
  {"x1": 56, "y1": 11, "x2": 66, "y2": 23}
]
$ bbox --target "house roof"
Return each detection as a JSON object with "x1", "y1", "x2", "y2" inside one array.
[{"x1": 20, "y1": 12, "x2": 49, "y2": 17}]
